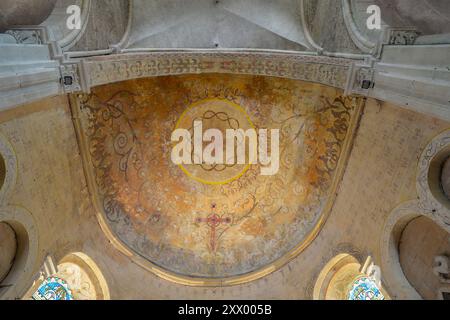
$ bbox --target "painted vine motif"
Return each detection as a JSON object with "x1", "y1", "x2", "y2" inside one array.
[{"x1": 78, "y1": 74, "x2": 360, "y2": 278}]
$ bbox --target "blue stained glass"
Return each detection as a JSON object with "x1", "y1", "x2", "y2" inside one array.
[
  {"x1": 32, "y1": 276, "x2": 73, "y2": 301},
  {"x1": 348, "y1": 276, "x2": 385, "y2": 300}
]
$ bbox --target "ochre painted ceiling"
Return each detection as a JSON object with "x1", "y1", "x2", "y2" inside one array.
[{"x1": 75, "y1": 74, "x2": 361, "y2": 283}]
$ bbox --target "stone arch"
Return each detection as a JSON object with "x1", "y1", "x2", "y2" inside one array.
[
  {"x1": 28, "y1": 252, "x2": 110, "y2": 300},
  {"x1": 381, "y1": 130, "x2": 450, "y2": 299},
  {"x1": 0, "y1": 134, "x2": 38, "y2": 300},
  {"x1": 416, "y1": 129, "x2": 450, "y2": 231},
  {"x1": 374, "y1": 0, "x2": 450, "y2": 36},
  {"x1": 0, "y1": 133, "x2": 17, "y2": 204},
  {"x1": 442, "y1": 157, "x2": 450, "y2": 200},
  {"x1": 0, "y1": 156, "x2": 5, "y2": 195},
  {"x1": 0, "y1": 206, "x2": 39, "y2": 300},
  {"x1": 341, "y1": 0, "x2": 381, "y2": 54},
  {"x1": 313, "y1": 253, "x2": 386, "y2": 300},
  {"x1": 56, "y1": 252, "x2": 110, "y2": 300},
  {"x1": 381, "y1": 200, "x2": 450, "y2": 299},
  {"x1": 0, "y1": 0, "x2": 57, "y2": 31},
  {"x1": 40, "y1": 0, "x2": 92, "y2": 51},
  {"x1": 399, "y1": 216, "x2": 450, "y2": 299},
  {"x1": 299, "y1": 0, "x2": 324, "y2": 52},
  {"x1": 380, "y1": 201, "x2": 422, "y2": 299},
  {"x1": 342, "y1": 0, "x2": 450, "y2": 52},
  {"x1": 313, "y1": 253, "x2": 361, "y2": 300},
  {"x1": 0, "y1": 222, "x2": 16, "y2": 283}
]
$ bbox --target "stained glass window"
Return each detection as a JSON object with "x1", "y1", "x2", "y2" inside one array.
[
  {"x1": 32, "y1": 276, "x2": 73, "y2": 300},
  {"x1": 348, "y1": 276, "x2": 384, "y2": 300}
]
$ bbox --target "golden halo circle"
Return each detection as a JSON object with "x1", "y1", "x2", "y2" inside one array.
[{"x1": 174, "y1": 98, "x2": 256, "y2": 185}]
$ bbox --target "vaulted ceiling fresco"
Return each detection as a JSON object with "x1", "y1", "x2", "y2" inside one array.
[{"x1": 74, "y1": 74, "x2": 362, "y2": 283}]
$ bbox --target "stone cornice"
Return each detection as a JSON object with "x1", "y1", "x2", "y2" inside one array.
[{"x1": 82, "y1": 51, "x2": 355, "y2": 91}]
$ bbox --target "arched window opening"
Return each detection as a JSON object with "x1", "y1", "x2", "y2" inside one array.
[
  {"x1": 348, "y1": 276, "x2": 385, "y2": 300},
  {"x1": 32, "y1": 276, "x2": 73, "y2": 301},
  {"x1": 314, "y1": 254, "x2": 389, "y2": 300},
  {"x1": 28, "y1": 253, "x2": 109, "y2": 300},
  {"x1": 399, "y1": 216, "x2": 450, "y2": 299}
]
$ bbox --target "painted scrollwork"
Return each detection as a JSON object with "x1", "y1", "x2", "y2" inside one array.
[{"x1": 75, "y1": 75, "x2": 361, "y2": 283}]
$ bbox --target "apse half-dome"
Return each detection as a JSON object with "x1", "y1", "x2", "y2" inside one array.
[{"x1": 74, "y1": 73, "x2": 361, "y2": 284}]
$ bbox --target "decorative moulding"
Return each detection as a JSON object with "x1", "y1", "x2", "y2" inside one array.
[
  {"x1": 384, "y1": 27, "x2": 420, "y2": 46},
  {"x1": 83, "y1": 51, "x2": 355, "y2": 91}
]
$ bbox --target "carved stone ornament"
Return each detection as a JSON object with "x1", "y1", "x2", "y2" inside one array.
[
  {"x1": 60, "y1": 63, "x2": 82, "y2": 93},
  {"x1": 83, "y1": 51, "x2": 354, "y2": 91},
  {"x1": 387, "y1": 29, "x2": 420, "y2": 46},
  {"x1": 5, "y1": 29, "x2": 43, "y2": 45}
]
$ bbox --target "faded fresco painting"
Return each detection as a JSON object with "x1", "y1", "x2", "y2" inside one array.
[{"x1": 76, "y1": 74, "x2": 361, "y2": 280}]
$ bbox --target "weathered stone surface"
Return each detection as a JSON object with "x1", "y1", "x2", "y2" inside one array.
[
  {"x1": 0, "y1": 222, "x2": 16, "y2": 282},
  {"x1": 76, "y1": 75, "x2": 361, "y2": 280},
  {"x1": 399, "y1": 216, "x2": 450, "y2": 299},
  {"x1": 304, "y1": 0, "x2": 362, "y2": 53},
  {"x1": 0, "y1": 0, "x2": 56, "y2": 32},
  {"x1": 375, "y1": 0, "x2": 450, "y2": 35},
  {"x1": 0, "y1": 155, "x2": 5, "y2": 190},
  {"x1": 84, "y1": 52, "x2": 352, "y2": 90},
  {"x1": 442, "y1": 157, "x2": 450, "y2": 200},
  {"x1": 69, "y1": 0, "x2": 129, "y2": 51}
]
